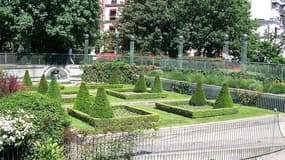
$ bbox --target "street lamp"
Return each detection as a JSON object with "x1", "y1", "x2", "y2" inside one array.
[
  {"x1": 115, "y1": 32, "x2": 120, "y2": 58},
  {"x1": 178, "y1": 35, "x2": 184, "y2": 69},
  {"x1": 130, "y1": 35, "x2": 135, "y2": 65},
  {"x1": 83, "y1": 33, "x2": 89, "y2": 64},
  {"x1": 241, "y1": 33, "x2": 248, "y2": 72}
]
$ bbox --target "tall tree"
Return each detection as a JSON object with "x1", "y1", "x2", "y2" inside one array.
[{"x1": 0, "y1": 0, "x2": 101, "y2": 53}]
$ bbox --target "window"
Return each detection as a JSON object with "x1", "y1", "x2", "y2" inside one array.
[
  {"x1": 110, "y1": 9, "x2": 116, "y2": 20},
  {"x1": 111, "y1": 0, "x2": 117, "y2": 4}
]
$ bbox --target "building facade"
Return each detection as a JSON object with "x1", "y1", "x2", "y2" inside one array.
[{"x1": 100, "y1": 0, "x2": 125, "y2": 32}]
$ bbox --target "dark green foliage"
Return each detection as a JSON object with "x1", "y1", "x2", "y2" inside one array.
[
  {"x1": 214, "y1": 84, "x2": 234, "y2": 108},
  {"x1": 155, "y1": 102, "x2": 238, "y2": 118},
  {"x1": 67, "y1": 105, "x2": 159, "y2": 133},
  {"x1": 134, "y1": 74, "x2": 147, "y2": 93},
  {"x1": 73, "y1": 82, "x2": 92, "y2": 113},
  {"x1": 82, "y1": 61, "x2": 135, "y2": 84},
  {"x1": 90, "y1": 87, "x2": 114, "y2": 118},
  {"x1": 37, "y1": 74, "x2": 48, "y2": 94},
  {"x1": 108, "y1": 70, "x2": 120, "y2": 84},
  {"x1": 151, "y1": 75, "x2": 163, "y2": 93},
  {"x1": 22, "y1": 70, "x2": 32, "y2": 86},
  {"x1": 47, "y1": 77, "x2": 61, "y2": 102},
  {"x1": 189, "y1": 82, "x2": 206, "y2": 106},
  {"x1": 106, "y1": 89, "x2": 167, "y2": 99},
  {"x1": 0, "y1": 92, "x2": 69, "y2": 152}
]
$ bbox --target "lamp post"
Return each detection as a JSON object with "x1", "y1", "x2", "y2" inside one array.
[
  {"x1": 178, "y1": 35, "x2": 184, "y2": 69},
  {"x1": 83, "y1": 33, "x2": 89, "y2": 64},
  {"x1": 115, "y1": 32, "x2": 120, "y2": 59},
  {"x1": 241, "y1": 34, "x2": 248, "y2": 72},
  {"x1": 130, "y1": 35, "x2": 135, "y2": 65},
  {"x1": 223, "y1": 34, "x2": 229, "y2": 69}
]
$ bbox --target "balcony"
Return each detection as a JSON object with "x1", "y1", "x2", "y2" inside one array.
[{"x1": 105, "y1": 0, "x2": 124, "y2": 7}]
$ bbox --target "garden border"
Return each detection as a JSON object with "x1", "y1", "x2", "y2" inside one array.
[{"x1": 106, "y1": 89, "x2": 167, "y2": 99}]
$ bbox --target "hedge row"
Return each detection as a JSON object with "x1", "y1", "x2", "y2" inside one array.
[
  {"x1": 106, "y1": 89, "x2": 167, "y2": 99},
  {"x1": 155, "y1": 102, "x2": 238, "y2": 118},
  {"x1": 88, "y1": 83, "x2": 123, "y2": 89},
  {"x1": 67, "y1": 105, "x2": 159, "y2": 133}
]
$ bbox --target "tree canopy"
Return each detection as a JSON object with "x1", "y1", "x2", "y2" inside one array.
[
  {"x1": 0, "y1": 0, "x2": 101, "y2": 53},
  {"x1": 118, "y1": 0, "x2": 256, "y2": 58}
]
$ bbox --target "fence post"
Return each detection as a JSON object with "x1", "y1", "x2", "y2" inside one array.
[
  {"x1": 241, "y1": 34, "x2": 248, "y2": 72},
  {"x1": 4, "y1": 53, "x2": 7, "y2": 64},
  {"x1": 178, "y1": 35, "x2": 184, "y2": 69},
  {"x1": 83, "y1": 33, "x2": 89, "y2": 64},
  {"x1": 223, "y1": 34, "x2": 229, "y2": 69},
  {"x1": 130, "y1": 35, "x2": 134, "y2": 65}
]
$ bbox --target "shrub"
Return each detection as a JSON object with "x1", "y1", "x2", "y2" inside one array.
[
  {"x1": 0, "y1": 74, "x2": 24, "y2": 97},
  {"x1": 22, "y1": 70, "x2": 32, "y2": 86},
  {"x1": 47, "y1": 77, "x2": 61, "y2": 102},
  {"x1": 133, "y1": 74, "x2": 147, "y2": 93},
  {"x1": 73, "y1": 82, "x2": 92, "y2": 113},
  {"x1": 189, "y1": 82, "x2": 206, "y2": 106},
  {"x1": 214, "y1": 83, "x2": 234, "y2": 108},
  {"x1": 0, "y1": 92, "x2": 69, "y2": 158},
  {"x1": 108, "y1": 70, "x2": 120, "y2": 84},
  {"x1": 37, "y1": 74, "x2": 48, "y2": 94},
  {"x1": 90, "y1": 87, "x2": 114, "y2": 118},
  {"x1": 33, "y1": 138, "x2": 64, "y2": 160},
  {"x1": 151, "y1": 75, "x2": 163, "y2": 93}
]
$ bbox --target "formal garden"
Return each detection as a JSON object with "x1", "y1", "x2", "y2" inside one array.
[{"x1": 1, "y1": 61, "x2": 278, "y2": 159}]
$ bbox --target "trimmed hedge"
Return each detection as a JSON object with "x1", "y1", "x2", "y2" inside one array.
[
  {"x1": 106, "y1": 89, "x2": 167, "y2": 99},
  {"x1": 37, "y1": 74, "x2": 48, "y2": 94},
  {"x1": 189, "y1": 82, "x2": 206, "y2": 106},
  {"x1": 22, "y1": 70, "x2": 32, "y2": 86},
  {"x1": 67, "y1": 105, "x2": 159, "y2": 133},
  {"x1": 155, "y1": 102, "x2": 238, "y2": 118},
  {"x1": 134, "y1": 74, "x2": 147, "y2": 93},
  {"x1": 90, "y1": 87, "x2": 114, "y2": 118},
  {"x1": 108, "y1": 70, "x2": 120, "y2": 84},
  {"x1": 73, "y1": 82, "x2": 92, "y2": 113},
  {"x1": 88, "y1": 83, "x2": 123, "y2": 89},
  {"x1": 47, "y1": 77, "x2": 61, "y2": 102},
  {"x1": 215, "y1": 83, "x2": 234, "y2": 108},
  {"x1": 151, "y1": 75, "x2": 163, "y2": 93}
]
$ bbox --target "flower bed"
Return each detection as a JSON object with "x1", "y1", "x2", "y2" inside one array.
[
  {"x1": 106, "y1": 89, "x2": 167, "y2": 100},
  {"x1": 155, "y1": 101, "x2": 239, "y2": 118},
  {"x1": 67, "y1": 105, "x2": 159, "y2": 133}
]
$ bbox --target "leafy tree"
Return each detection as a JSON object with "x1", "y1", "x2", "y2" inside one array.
[
  {"x1": 134, "y1": 74, "x2": 147, "y2": 92},
  {"x1": 73, "y1": 82, "x2": 92, "y2": 113},
  {"x1": 38, "y1": 74, "x2": 48, "y2": 94},
  {"x1": 90, "y1": 87, "x2": 113, "y2": 118},
  {"x1": 118, "y1": 0, "x2": 255, "y2": 57},
  {"x1": 47, "y1": 77, "x2": 61, "y2": 102},
  {"x1": 108, "y1": 70, "x2": 120, "y2": 84},
  {"x1": 189, "y1": 82, "x2": 206, "y2": 106},
  {"x1": 151, "y1": 75, "x2": 163, "y2": 93},
  {"x1": 214, "y1": 83, "x2": 233, "y2": 108},
  {"x1": 0, "y1": 0, "x2": 101, "y2": 53},
  {"x1": 22, "y1": 70, "x2": 32, "y2": 86}
]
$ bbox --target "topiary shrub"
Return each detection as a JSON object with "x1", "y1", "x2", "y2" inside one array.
[
  {"x1": 189, "y1": 82, "x2": 206, "y2": 106},
  {"x1": 37, "y1": 74, "x2": 48, "y2": 94},
  {"x1": 108, "y1": 70, "x2": 120, "y2": 84},
  {"x1": 47, "y1": 77, "x2": 61, "y2": 102},
  {"x1": 151, "y1": 75, "x2": 163, "y2": 93},
  {"x1": 133, "y1": 74, "x2": 147, "y2": 93},
  {"x1": 89, "y1": 87, "x2": 114, "y2": 118},
  {"x1": 22, "y1": 70, "x2": 32, "y2": 87},
  {"x1": 0, "y1": 92, "x2": 69, "y2": 158},
  {"x1": 214, "y1": 83, "x2": 234, "y2": 108},
  {"x1": 73, "y1": 82, "x2": 92, "y2": 113}
]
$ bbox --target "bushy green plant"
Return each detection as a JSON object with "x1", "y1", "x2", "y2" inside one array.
[
  {"x1": 151, "y1": 75, "x2": 163, "y2": 93},
  {"x1": 214, "y1": 83, "x2": 234, "y2": 108},
  {"x1": 73, "y1": 82, "x2": 92, "y2": 113},
  {"x1": 90, "y1": 87, "x2": 114, "y2": 118},
  {"x1": 189, "y1": 82, "x2": 206, "y2": 106},
  {"x1": 108, "y1": 70, "x2": 120, "y2": 84},
  {"x1": 0, "y1": 92, "x2": 69, "y2": 158},
  {"x1": 133, "y1": 74, "x2": 147, "y2": 93},
  {"x1": 47, "y1": 77, "x2": 61, "y2": 102},
  {"x1": 33, "y1": 138, "x2": 64, "y2": 160},
  {"x1": 22, "y1": 70, "x2": 32, "y2": 86},
  {"x1": 37, "y1": 74, "x2": 48, "y2": 94}
]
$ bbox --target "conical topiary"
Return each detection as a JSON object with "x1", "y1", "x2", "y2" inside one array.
[
  {"x1": 22, "y1": 70, "x2": 32, "y2": 86},
  {"x1": 151, "y1": 75, "x2": 163, "y2": 93},
  {"x1": 47, "y1": 77, "x2": 61, "y2": 102},
  {"x1": 108, "y1": 70, "x2": 120, "y2": 84},
  {"x1": 73, "y1": 82, "x2": 92, "y2": 113},
  {"x1": 189, "y1": 82, "x2": 206, "y2": 106},
  {"x1": 133, "y1": 74, "x2": 147, "y2": 93},
  {"x1": 38, "y1": 74, "x2": 48, "y2": 94},
  {"x1": 214, "y1": 83, "x2": 234, "y2": 108},
  {"x1": 89, "y1": 87, "x2": 113, "y2": 118}
]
